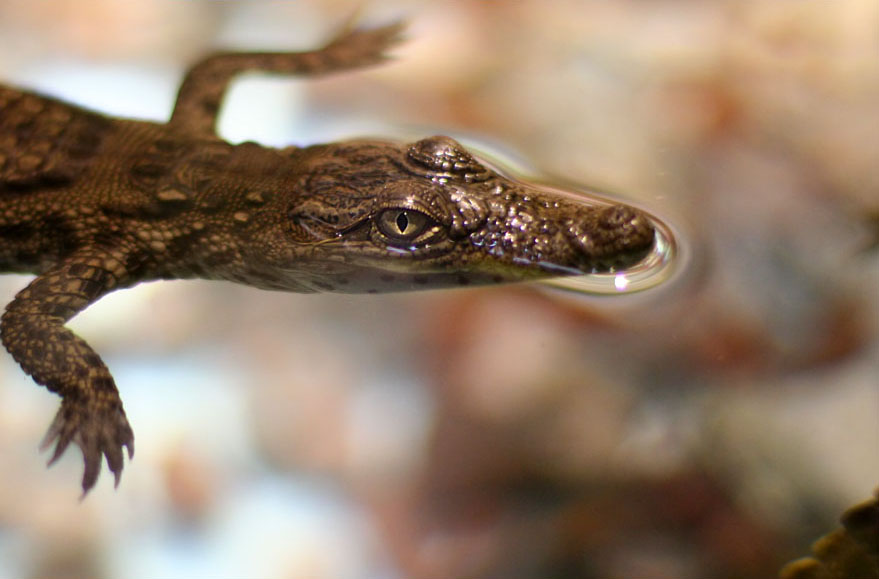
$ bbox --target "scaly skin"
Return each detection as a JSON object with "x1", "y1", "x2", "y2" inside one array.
[
  {"x1": 0, "y1": 23, "x2": 655, "y2": 494},
  {"x1": 779, "y1": 492, "x2": 879, "y2": 579}
]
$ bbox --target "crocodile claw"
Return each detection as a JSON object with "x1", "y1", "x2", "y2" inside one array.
[{"x1": 40, "y1": 398, "x2": 134, "y2": 496}]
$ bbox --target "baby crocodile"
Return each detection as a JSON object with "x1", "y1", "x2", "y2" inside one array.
[{"x1": 0, "y1": 23, "x2": 654, "y2": 494}]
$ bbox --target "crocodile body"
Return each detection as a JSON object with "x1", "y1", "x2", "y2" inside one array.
[{"x1": 0, "y1": 23, "x2": 655, "y2": 494}]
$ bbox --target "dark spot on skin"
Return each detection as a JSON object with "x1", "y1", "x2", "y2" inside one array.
[
  {"x1": 67, "y1": 263, "x2": 93, "y2": 278},
  {"x1": 0, "y1": 223, "x2": 36, "y2": 241},
  {"x1": 124, "y1": 252, "x2": 152, "y2": 277},
  {"x1": 91, "y1": 231, "x2": 124, "y2": 248},
  {"x1": 492, "y1": 275, "x2": 505, "y2": 284},
  {"x1": 65, "y1": 144, "x2": 95, "y2": 160},
  {"x1": 42, "y1": 215, "x2": 77, "y2": 248},
  {"x1": 254, "y1": 271, "x2": 281, "y2": 284},
  {"x1": 4, "y1": 180, "x2": 42, "y2": 191},
  {"x1": 130, "y1": 163, "x2": 166, "y2": 179},
  {"x1": 37, "y1": 166, "x2": 74, "y2": 185},
  {"x1": 456, "y1": 275, "x2": 471, "y2": 286},
  {"x1": 204, "y1": 249, "x2": 237, "y2": 267},
  {"x1": 152, "y1": 138, "x2": 183, "y2": 154},
  {"x1": 69, "y1": 263, "x2": 113, "y2": 287},
  {"x1": 13, "y1": 250, "x2": 40, "y2": 265},
  {"x1": 84, "y1": 353, "x2": 102, "y2": 367},
  {"x1": 367, "y1": 289, "x2": 378, "y2": 294},
  {"x1": 200, "y1": 100, "x2": 219, "y2": 116},
  {"x1": 165, "y1": 229, "x2": 208, "y2": 262},
  {"x1": 48, "y1": 302, "x2": 76, "y2": 319},
  {"x1": 93, "y1": 376, "x2": 115, "y2": 392},
  {"x1": 10, "y1": 117, "x2": 35, "y2": 134},
  {"x1": 198, "y1": 197, "x2": 224, "y2": 214},
  {"x1": 79, "y1": 278, "x2": 105, "y2": 297}
]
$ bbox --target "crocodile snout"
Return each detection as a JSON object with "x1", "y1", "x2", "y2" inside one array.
[{"x1": 566, "y1": 204, "x2": 655, "y2": 271}]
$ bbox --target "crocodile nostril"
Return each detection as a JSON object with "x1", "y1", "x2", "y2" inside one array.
[
  {"x1": 600, "y1": 205, "x2": 654, "y2": 246},
  {"x1": 567, "y1": 204, "x2": 656, "y2": 270},
  {"x1": 599, "y1": 204, "x2": 638, "y2": 229}
]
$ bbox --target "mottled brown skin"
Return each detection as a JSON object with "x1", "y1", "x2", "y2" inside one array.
[
  {"x1": 779, "y1": 492, "x2": 879, "y2": 579},
  {"x1": 0, "y1": 23, "x2": 655, "y2": 494}
]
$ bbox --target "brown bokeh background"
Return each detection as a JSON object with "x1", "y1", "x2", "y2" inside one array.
[{"x1": 0, "y1": 2, "x2": 877, "y2": 578}]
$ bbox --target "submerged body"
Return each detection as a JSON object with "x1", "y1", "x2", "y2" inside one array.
[{"x1": 0, "y1": 23, "x2": 655, "y2": 493}]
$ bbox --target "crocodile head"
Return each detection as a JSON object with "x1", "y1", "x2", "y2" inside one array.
[{"x1": 260, "y1": 135, "x2": 655, "y2": 292}]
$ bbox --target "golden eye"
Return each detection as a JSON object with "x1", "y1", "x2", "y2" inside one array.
[{"x1": 376, "y1": 209, "x2": 433, "y2": 242}]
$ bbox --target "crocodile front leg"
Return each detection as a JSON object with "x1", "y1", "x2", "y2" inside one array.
[{"x1": 1, "y1": 251, "x2": 134, "y2": 495}]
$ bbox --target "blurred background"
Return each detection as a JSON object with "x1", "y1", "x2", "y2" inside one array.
[{"x1": 0, "y1": 1, "x2": 877, "y2": 578}]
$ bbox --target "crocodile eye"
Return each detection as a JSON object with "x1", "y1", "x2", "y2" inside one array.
[{"x1": 375, "y1": 209, "x2": 434, "y2": 242}]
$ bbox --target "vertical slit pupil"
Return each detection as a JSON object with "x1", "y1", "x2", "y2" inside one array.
[{"x1": 396, "y1": 212, "x2": 409, "y2": 233}]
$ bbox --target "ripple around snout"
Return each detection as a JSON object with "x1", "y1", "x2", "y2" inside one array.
[
  {"x1": 456, "y1": 147, "x2": 682, "y2": 296},
  {"x1": 512, "y1": 181, "x2": 683, "y2": 295}
]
